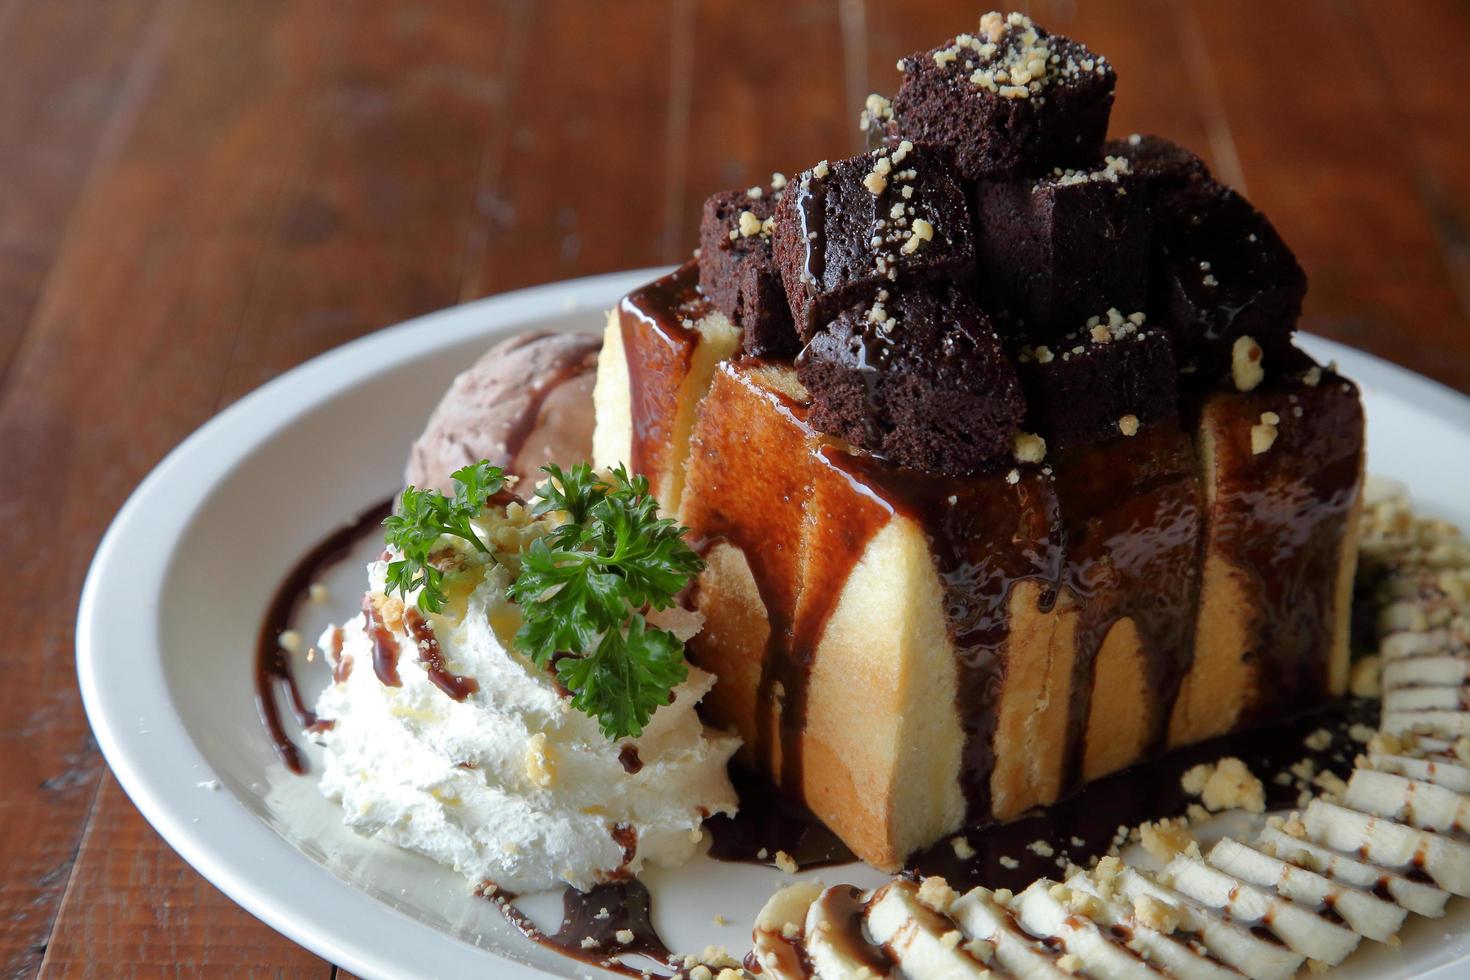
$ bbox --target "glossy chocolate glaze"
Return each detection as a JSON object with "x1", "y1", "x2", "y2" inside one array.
[
  {"x1": 1053, "y1": 421, "x2": 1203, "y2": 791},
  {"x1": 908, "y1": 697, "x2": 1377, "y2": 893},
  {"x1": 793, "y1": 178, "x2": 828, "y2": 291},
  {"x1": 493, "y1": 880, "x2": 674, "y2": 979},
  {"x1": 679, "y1": 365, "x2": 813, "y2": 788},
  {"x1": 254, "y1": 498, "x2": 393, "y2": 774},
  {"x1": 1203, "y1": 376, "x2": 1365, "y2": 718},
  {"x1": 619, "y1": 261, "x2": 709, "y2": 482},
  {"x1": 822, "y1": 448, "x2": 1063, "y2": 815}
]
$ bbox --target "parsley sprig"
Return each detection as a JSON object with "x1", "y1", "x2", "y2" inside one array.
[
  {"x1": 508, "y1": 463, "x2": 704, "y2": 739},
  {"x1": 382, "y1": 460, "x2": 505, "y2": 613},
  {"x1": 379, "y1": 459, "x2": 704, "y2": 739}
]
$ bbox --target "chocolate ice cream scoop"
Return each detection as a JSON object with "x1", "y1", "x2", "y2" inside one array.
[{"x1": 405, "y1": 331, "x2": 600, "y2": 494}]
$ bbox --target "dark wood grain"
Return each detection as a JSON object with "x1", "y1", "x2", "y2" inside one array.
[
  {"x1": 0, "y1": 0, "x2": 172, "y2": 401},
  {"x1": 3, "y1": 0, "x2": 341, "y2": 975},
  {"x1": 1191, "y1": 0, "x2": 1470, "y2": 392},
  {"x1": 37, "y1": 777, "x2": 326, "y2": 977},
  {"x1": 2, "y1": 1, "x2": 1467, "y2": 975},
  {"x1": 462, "y1": 0, "x2": 685, "y2": 298}
]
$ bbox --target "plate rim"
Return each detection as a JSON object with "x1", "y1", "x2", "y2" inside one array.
[{"x1": 76, "y1": 266, "x2": 1470, "y2": 979}]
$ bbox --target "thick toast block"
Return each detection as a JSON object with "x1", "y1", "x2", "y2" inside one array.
[
  {"x1": 591, "y1": 261, "x2": 741, "y2": 514},
  {"x1": 676, "y1": 358, "x2": 1064, "y2": 868},
  {"x1": 1047, "y1": 420, "x2": 1203, "y2": 790},
  {"x1": 1169, "y1": 370, "x2": 1365, "y2": 745}
]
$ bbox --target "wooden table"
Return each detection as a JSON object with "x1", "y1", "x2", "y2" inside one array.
[{"x1": 2, "y1": 0, "x2": 1466, "y2": 975}]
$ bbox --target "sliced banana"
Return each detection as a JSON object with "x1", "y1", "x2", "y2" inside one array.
[
  {"x1": 804, "y1": 885, "x2": 892, "y2": 979},
  {"x1": 1063, "y1": 874, "x2": 1240, "y2": 980},
  {"x1": 1257, "y1": 824, "x2": 1449, "y2": 918},
  {"x1": 1381, "y1": 630, "x2": 1468, "y2": 661},
  {"x1": 1207, "y1": 837, "x2": 1405, "y2": 942},
  {"x1": 752, "y1": 882, "x2": 822, "y2": 980},
  {"x1": 1162, "y1": 855, "x2": 1359, "y2": 964},
  {"x1": 1366, "y1": 752, "x2": 1470, "y2": 794},
  {"x1": 949, "y1": 887, "x2": 1074, "y2": 978},
  {"x1": 1383, "y1": 656, "x2": 1470, "y2": 690},
  {"x1": 1382, "y1": 709, "x2": 1470, "y2": 739},
  {"x1": 1012, "y1": 880, "x2": 1158, "y2": 979},
  {"x1": 1304, "y1": 798, "x2": 1470, "y2": 896},
  {"x1": 1384, "y1": 686, "x2": 1470, "y2": 713},
  {"x1": 1109, "y1": 866, "x2": 1304, "y2": 980},
  {"x1": 1344, "y1": 768, "x2": 1470, "y2": 835},
  {"x1": 864, "y1": 880, "x2": 994, "y2": 979}
]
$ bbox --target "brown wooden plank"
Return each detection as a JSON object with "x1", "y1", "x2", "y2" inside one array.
[
  {"x1": 1343, "y1": 0, "x2": 1470, "y2": 333},
  {"x1": 677, "y1": 0, "x2": 852, "y2": 247},
  {"x1": 0, "y1": 0, "x2": 170, "y2": 400},
  {"x1": 0, "y1": 0, "x2": 341, "y2": 975},
  {"x1": 462, "y1": 0, "x2": 684, "y2": 298},
  {"x1": 37, "y1": 776, "x2": 328, "y2": 978},
  {"x1": 216, "y1": 0, "x2": 522, "y2": 404},
  {"x1": 34, "y1": 0, "x2": 527, "y2": 973},
  {"x1": 1190, "y1": 0, "x2": 1470, "y2": 394}
]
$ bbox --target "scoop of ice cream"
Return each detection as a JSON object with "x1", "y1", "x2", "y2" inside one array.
[
  {"x1": 312, "y1": 505, "x2": 739, "y2": 894},
  {"x1": 406, "y1": 331, "x2": 600, "y2": 494}
]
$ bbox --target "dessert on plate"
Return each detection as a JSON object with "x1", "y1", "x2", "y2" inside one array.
[
  {"x1": 593, "y1": 9, "x2": 1363, "y2": 870},
  {"x1": 246, "y1": 9, "x2": 1470, "y2": 978}
]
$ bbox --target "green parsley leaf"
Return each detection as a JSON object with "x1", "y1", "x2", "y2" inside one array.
[
  {"x1": 381, "y1": 461, "x2": 505, "y2": 612},
  {"x1": 508, "y1": 463, "x2": 704, "y2": 739}
]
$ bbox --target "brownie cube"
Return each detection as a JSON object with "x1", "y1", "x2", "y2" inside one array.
[
  {"x1": 1148, "y1": 179, "x2": 1305, "y2": 386},
  {"x1": 1013, "y1": 310, "x2": 1178, "y2": 451},
  {"x1": 973, "y1": 157, "x2": 1149, "y2": 342},
  {"x1": 796, "y1": 285, "x2": 1025, "y2": 476},
  {"x1": 891, "y1": 13, "x2": 1115, "y2": 180},
  {"x1": 773, "y1": 142, "x2": 976, "y2": 341},
  {"x1": 698, "y1": 182, "x2": 799, "y2": 358},
  {"x1": 1103, "y1": 133, "x2": 1211, "y2": 200}
]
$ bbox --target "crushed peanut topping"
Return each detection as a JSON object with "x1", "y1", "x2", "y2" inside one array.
[
  {"x1": 1232, "y1": 335, "x2": 1265, "y2": 391},
  {"x1": 1014, "y1": 431, "x2": 1047, "y2": 463},
  {"x1": 1139, "y1": 818, "x2": 1195, "y2": 862},
  {"x1": 1251, "y1": 410, "x2": 1280, "y2": 455},
  {"x1": 858, "y1": 93, "x2": 893, "y2": 133},
  {"x1": 524, "y1": 732, "x2": 557, "y2": 788}
]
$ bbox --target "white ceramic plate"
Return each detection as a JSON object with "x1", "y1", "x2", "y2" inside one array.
[{"x1": 78, "y1": 268, "x2": 1470, "y2": 979}]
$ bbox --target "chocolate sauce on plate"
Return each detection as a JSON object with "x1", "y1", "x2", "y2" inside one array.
[
  {"x1": 254, "y1": 497, "x2": 392, "y2": 774},
  {"x1": 494, "y1": 880, "x2": 675, "y2": 978},
  {"x1": 705, "y1": 764, "x2": 855, "y2": 869}
]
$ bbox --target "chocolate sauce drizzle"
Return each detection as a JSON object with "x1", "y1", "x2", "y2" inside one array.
[
  {"x1": 619, "y1": 262, "x2": 708, "y2": 483},
  {"x1": 494, "y1": 880, "x2": 675, "y2": 978},
  {"x1": 1206, "y1": 379, "x2": 1365, "y2": 718},
  {"x1": 361, "y1": 593, "x2": 402, "y2": 688},
  {"x1": 404, "y1": 607, "x2": 478, "y2": 701},
  {"x1": 254, "y1": 498, "x2": 392, "y2": 774},
  {"x1": 819, "y1": 448, "x2": 1063, "y2": 816},
  {"x1": 1053, "y1": 421, "x2": 1203, "y2": 793}
]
